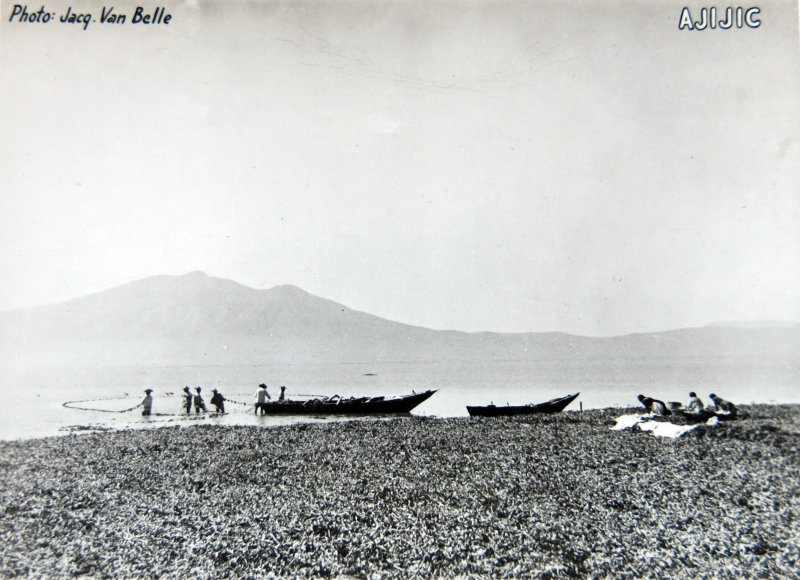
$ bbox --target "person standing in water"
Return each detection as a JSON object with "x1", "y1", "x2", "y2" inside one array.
[
  {"x1": 279, "y1": 386, "x2": 286, "y2": 402},
  {"x1": 255, "y1": 383, "x2": 271, "y2": 415},
  {"x1": 182, "y1": 386, "x2": 193, "y2": 415},
  {"x1": 210, "y1": 388, "x2": 226, "y2": 414},
  {"x1": 142, "y1": 389, "x2": 154, "y2": 416},
  {"x1": 193, "y1": 387, "x2": 207, "y2": 414}
]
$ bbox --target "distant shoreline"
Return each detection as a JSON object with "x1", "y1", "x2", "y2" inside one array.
[
  {"x1": 4, "y1": 400, "x2": 800, "y2": 442},
  {"x1": 1, "y1": 406, "x2": 798, "y2": 577},
  {"x1": 3, "y1": 272, "x2": 799, "y2": 368}
]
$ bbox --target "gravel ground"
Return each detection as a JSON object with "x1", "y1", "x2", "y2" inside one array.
[{"x1": 0, "y1": 405, "x2": 798, "y2": 578}]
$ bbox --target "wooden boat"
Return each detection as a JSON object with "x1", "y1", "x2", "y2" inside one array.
[
  {"x1": 466, "y1": 392, "x2": 579, "y2": 417},
  {"x1": 259, "y1": 389, "x2": 436, "y2": 415}
]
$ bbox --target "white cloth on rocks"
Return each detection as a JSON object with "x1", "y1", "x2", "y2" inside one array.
[
  {"x1": 638, "y1": 420, "x2": 697, "y2": 439},
  {"x1": 611, "y1": 414, "x2": 646, "y2": 430},
  {"x1": 611, "y1": 414, "x2": 714, "y2": 439}
]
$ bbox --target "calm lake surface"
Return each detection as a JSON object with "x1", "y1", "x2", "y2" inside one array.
[{"x1": 2, "y1": 357, "x2": 798, "y2": 440}]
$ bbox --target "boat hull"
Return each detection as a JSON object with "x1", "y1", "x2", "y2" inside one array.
[
  {"x1": 467, "y1": 392, "x2": 579, "y2": 417},
  {"x1": 259, "y1": 389, "x2": 436, "y2": 415}
]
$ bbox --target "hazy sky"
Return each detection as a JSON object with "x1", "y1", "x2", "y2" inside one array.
[{"x1": 1, "y1": 0, "x2": 799, "y2": 336}]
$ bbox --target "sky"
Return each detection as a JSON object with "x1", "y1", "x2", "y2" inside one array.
[{"x1": 1, "y1": 0, "x2": 799, "y2": 336}]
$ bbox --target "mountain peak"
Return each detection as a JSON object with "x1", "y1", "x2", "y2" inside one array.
[
  {"x1": 1, "y1": 273, "x2": 800, "y2": 367},
  {"x1": 268, "y1": 284, "x2": 309, "y2": 295}
]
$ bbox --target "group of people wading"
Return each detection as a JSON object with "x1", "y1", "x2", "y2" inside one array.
[
  {"x1": 180, "y1": 386, "x2": 227, "y2": 415},
  {"x1": 139, "y1": 383, "x2": 287, "y2": 417}
]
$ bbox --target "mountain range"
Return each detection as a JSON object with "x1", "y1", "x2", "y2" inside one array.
[{"x1": 1, "y1": 272, "x2": 798, "y2": 367}]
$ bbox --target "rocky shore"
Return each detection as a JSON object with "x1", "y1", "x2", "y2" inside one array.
[{"x1": 0, "y1": 406, "x2": 798, "y2": 577}]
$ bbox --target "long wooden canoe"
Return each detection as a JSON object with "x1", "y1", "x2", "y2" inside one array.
[
  {"x1": 258, "y1": 389, "x2": 436, "y2": 415},
  {"x1": 466, "y1": 392, "x2": 579, "y2": 417}
]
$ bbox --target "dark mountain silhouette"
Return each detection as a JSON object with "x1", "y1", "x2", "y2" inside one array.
[{"x1": 1, "y1": 272, "x2": 798, "y2": 367}]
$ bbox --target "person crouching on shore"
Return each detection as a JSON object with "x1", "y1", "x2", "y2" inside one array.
[
  {"x1": 193, "y1": 387, "x2": 207, "y2": 414},
  {"x1": 637, "y1": 394, "x2": 671, "y2": 416},
  {"x1": 686, "y1": 392, "x2": 705, "y2": 415},
  {"x1": 182, "y1": 386, "x2": 192, "y2": 415},
  {"x1": 709, "y1": 393, "x2": 738, "y2": 418},
  {"x1": 255, "y1": 383, "x2": 271, "y2": 415},
  {"x1": 142, "y1": 389, "x2": 154, "y2": 416},
  {"x1": 210, "y1": 388, "x2": 225, "y2": 414}
]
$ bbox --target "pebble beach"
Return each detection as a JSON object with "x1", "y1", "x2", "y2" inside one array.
[{"x1": 0, "y1": 405, "x2": 798, "y2": 578}]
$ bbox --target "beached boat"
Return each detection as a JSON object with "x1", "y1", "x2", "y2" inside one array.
[
  {"x1": 466, "y1": 392, "x2": 579, "y2": 417},
  {"x1": 259, "y1": 389, "x2": 437, "y2": 415}
]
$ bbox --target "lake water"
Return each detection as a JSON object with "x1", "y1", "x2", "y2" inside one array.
[{"x1": 1, "y1": 357, "x2": 797, "y2": 440}]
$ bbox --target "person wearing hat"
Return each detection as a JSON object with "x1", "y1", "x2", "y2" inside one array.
[
  {"x1": 210, "y1": 388, "x2": 226, "y2": 414},
  {"x1": 255, "y1": 383, "x2": 271, "y2": 415},
  {"x1": 182, "y1": 386, "x2": 193, "y2": 415},
  {"x1": 279, "y1": 386, "x2": 286, "y2": 402},
  {"x1": 142, "y1": 389, "x2": 154, "y2": 416},
  {"x1": 193, "y1": 386, "x2": 207, "y2": 414}
]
